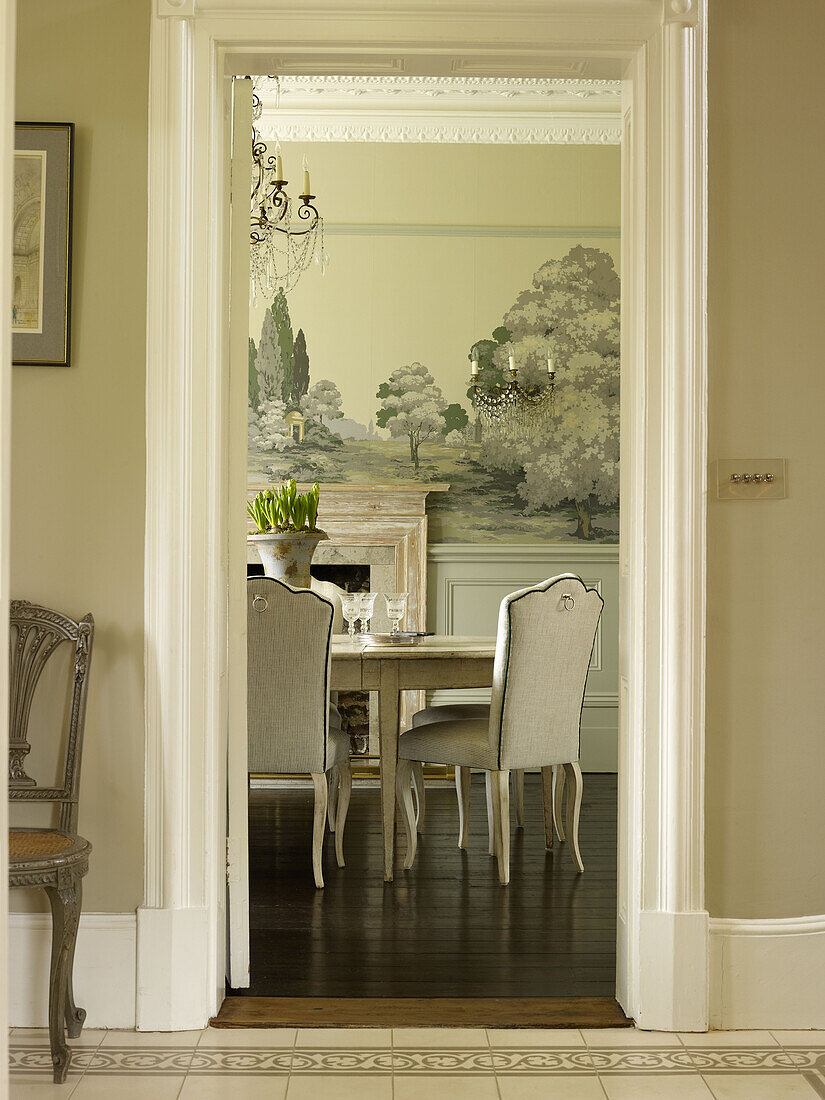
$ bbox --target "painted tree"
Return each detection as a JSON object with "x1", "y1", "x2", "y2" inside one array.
[
  {"x1": 255, "y1": 302, "x2": 285, "y2": 403},
  {"x1": 301, "y1": 378, "x2": 343, "y2": 425},
  {"x1": 248, "y1": 337, "x2": 260, "y2": 412},
  {"x1": 376, "y1": 362, "x2": 446, "y2": 472},
  {"x1": 292, "y1": 328, "x2": 310, "y2": 405},
  {"x1": 478, "y1": 246, "x2": 620, "y2": 539},
  {"x1": 256, "y1": 394, "x2": 295, "y2": 452},
  {"x1": 442, "y1": 402, "x2": 469, "y2": 437},
  {"x1": 271, "y1": 288, "x2": 295, "y2": 403}
]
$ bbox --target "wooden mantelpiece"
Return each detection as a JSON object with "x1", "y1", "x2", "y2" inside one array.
[
  {"x1": 247, "y1": 482, "x2": 450, "y2": 734},
  {"x1": 247, "y1": 482, "x2": 449, "y2": 634}
]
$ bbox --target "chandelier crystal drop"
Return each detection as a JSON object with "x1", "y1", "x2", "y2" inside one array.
[{"x1": 249, "y1": 78, "x2": 328, "y2": 301}]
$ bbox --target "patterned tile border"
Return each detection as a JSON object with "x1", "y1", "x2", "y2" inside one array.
[{"x1": 10, "y1": 1043, "x2": 825, "y2": 1078}]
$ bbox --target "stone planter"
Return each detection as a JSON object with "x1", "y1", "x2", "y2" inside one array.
[{"x1": 248, "y1": 530, "x2": 328, "y2": 589}]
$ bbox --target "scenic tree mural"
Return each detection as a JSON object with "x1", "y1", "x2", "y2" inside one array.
[
  {"x1": 248, "y1": 244, "x2": 620, "y2": 543},
  {"x1": 376, "y1": 363, "x2": 455, "y2": 472},
  {"x1": 302, "y1": 379, "x2": 344, "y2": 426},
  {"x1": 475, "y1": 246, "x2": 620, "y2": 539}
]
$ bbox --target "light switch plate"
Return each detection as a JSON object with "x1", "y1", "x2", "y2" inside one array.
[{"x1": 713, "y1": 459, "x2": 787, "y2": 500}]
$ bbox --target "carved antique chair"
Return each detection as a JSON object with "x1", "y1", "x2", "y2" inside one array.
[
  {"x1": 9, "y1": 601, "x2": 95, "y2": 1084},
  {"x1": 247, "y1": 576, "x2": 352, "y2": 887},
  {"x1": 396, "y1": 575, "x2": 602, "y2": 884}
]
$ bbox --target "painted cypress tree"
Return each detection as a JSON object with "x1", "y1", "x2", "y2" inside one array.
[
  {"x1": 293, "y1": 328, "x2": 310, "y2": 405},
  {"x1": 248, "y1": 337, "x2": 260, "y2": 412},
  {"x1": 271, "y1": 288, "x2": 295, "y2": 405},
  {"x1": 255, "y1": 301, "x2": 285, "y2": 402}
]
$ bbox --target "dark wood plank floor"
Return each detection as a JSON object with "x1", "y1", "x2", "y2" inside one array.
[{"x1": 237, "y1": 772, "x2": 617, "y2": 999}]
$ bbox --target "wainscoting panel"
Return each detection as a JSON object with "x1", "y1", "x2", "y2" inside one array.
[
  {"x1": 8, "y1": 912, "x2": 137, "y2": 1028},
  {"x1": 427, "y1": 544, "x2": 619, "y2": 772}
]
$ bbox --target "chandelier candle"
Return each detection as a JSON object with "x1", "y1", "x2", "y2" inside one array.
[{"x1": 302, "y1": 155, "x2": 311, "y2": 197}]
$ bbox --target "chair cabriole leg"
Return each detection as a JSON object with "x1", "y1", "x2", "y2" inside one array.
[
  {"x1": 553, "y1": 764, "x2": 566, "y2": 841},
  {"x1": 327, "y1": 764, "x2": 339, "y2": 833},
  {"x1": 396, "y1": 758, "x2": 417, "y2": 869},
  {"x1": 563, "y1": 761, "x2": 585, "y2": 872},
  {"x1": 45, "y1": 881, "x2": 79, "y2": 1083},
  {"x1": 485, "y1": 770, "x2": 495, "y2": 855},
  {"x1": 494, "y1": 770, "x2": 510, "y2": 884},
  {"x1": 63, "y1": 878, "x2": 86, "y2": 1038},
  {"x1": 541, "y1": 766, "x2": 554, "y2": 850},
  {"x1": 411, "y1": 760, "x2": 425, "y2": 831},
  {"x1": 456, "y1": 766, "x2": 471, "y2": 849},
  {"x1": 334, "y1": 760, "x2": 352, "y2": 868},
  {"x1": 311, "y1": 773, "x2": 328, "y2": 888},
  {"x1": 515, "y1": 770, "x2": 525, "y2": 828}
]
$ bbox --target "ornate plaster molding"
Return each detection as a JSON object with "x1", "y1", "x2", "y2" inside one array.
[
  {"x1": 254, "y1": 74, "x2": 621, "y2": 145},
  {"x1": 267, "y1": 75, "x2": 621, "y2": 99},
  {"x1": 257, "y1": 114, "x2": 621, "y2": 145}
]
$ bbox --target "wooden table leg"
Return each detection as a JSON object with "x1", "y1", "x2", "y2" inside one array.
[{"x1": 378, "y1": 660, "x2": 400, "y2": 882}]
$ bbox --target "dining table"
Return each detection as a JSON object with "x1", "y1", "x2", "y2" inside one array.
[{"x1": 330, "y1": 634, "x2": 497, "y2": 881}]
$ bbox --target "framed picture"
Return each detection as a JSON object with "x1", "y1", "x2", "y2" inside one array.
[{"x1": 12, "y1": 122, "x2": 74, "y2": 367}]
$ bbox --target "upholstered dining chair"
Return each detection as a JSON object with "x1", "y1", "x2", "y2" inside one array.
[
  {"x1": 9, "y1": 601, "x2": 95, "y2": 1084},
  {"x1": 247, "y1": 576, "x2": 352, "y2": 887},
  {"x1": 405, "y1": 704, "x2": 567, "y2": 852},
  {"x1": 396, "y1": 574, "x2": 603, "y2": 884}
]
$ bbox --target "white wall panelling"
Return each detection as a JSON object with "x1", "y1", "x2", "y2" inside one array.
[
  {"x1": 8, "y1": 914, "x2": 137, "y2": 1029},
  {"x1": 427, "y1": 543, "x2": 619, "y2": 771}
]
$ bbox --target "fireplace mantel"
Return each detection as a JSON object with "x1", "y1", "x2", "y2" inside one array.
[
  {"x1": 247, "y1": 480, "x2": 449, "y2": 641},
  {"x1": 248, "y1": 481, "x2": 450, "y2": 735}
]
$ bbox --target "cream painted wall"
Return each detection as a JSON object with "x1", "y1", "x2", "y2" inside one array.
[
  {"x1": 706, "y1": 0, "x2": 825, "y2": 918},
  {"x1": 11, "y1": 0, "x2": 149, "y2": 913}
]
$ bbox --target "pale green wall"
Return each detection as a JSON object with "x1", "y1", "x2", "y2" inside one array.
[{"x1": 11, "y1": 0, "x2": 149, "y2": 913}]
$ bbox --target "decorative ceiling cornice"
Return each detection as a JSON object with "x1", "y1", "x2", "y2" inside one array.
[
  {"x1": 254, "y1": 75, "x2": 621, "y2": 145},
  {"x1": 269, "y1": 75, "x2": 621, "y2": 100},
  {"x1": 258, "y1": 116, "x2": 621, "y2": 145}
]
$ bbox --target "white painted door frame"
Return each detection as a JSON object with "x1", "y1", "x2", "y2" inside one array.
[
  {"x1": 0, "y1": 0, "x2": 16, "y2": 1077},
  {"x1": 140, "y1": 0, "x2": 708, "y2": 1030}
]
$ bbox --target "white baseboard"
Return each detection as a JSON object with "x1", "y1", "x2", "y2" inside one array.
[
  {"x1": 136, "y1": 905, "x2": 211, "y2": 1031},
  {"x1": 8, "y1": 912, "x2": 136, "y2": 1029},
  {"x1": 637, "y1": 909, "x2": 709, "y2": 1032},
  {"x1": 710, "y1": 915, "x2": 825, "y2": 1029}
]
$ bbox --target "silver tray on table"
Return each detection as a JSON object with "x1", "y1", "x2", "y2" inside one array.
[{"x1": 355, "y1": 631, "x2": 434, "y2": 646}]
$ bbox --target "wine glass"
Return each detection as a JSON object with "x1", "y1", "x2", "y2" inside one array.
[
  {"x1": 384, "y1": 593, "x2": 408, "y2": 635},
  {"x1": 340, "y1": 592, "x2": 361, "y2": 639},
  {"x1": 358, "y1": 591, "x2": 378, "y2": 634}
]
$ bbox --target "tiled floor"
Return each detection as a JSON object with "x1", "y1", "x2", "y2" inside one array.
[{"x1": 9, "y1": 1026, "x2": 825, "y2": 1098}]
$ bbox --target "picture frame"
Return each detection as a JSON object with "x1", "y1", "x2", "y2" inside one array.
[{"x1": 12, "y1": 122, "x2": 74, "y2": 367}]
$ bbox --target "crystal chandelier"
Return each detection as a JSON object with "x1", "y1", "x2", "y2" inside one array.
[
  {"x1": 249, "y1": 78, "x2": 327, "y2": 301},
  {"x1": 469, "y1": 339, "x2": 557, "y2": 435}
]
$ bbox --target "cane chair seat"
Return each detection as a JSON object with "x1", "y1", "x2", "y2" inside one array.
[{"x1": 9, "y1": 828, "x2": 91, "y2": 868}]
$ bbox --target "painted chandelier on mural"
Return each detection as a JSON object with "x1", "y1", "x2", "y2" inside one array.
[{"x1": 249, "y1": 79, "x2": 327, "y2": 299}]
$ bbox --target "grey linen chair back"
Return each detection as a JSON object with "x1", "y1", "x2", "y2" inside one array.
[
  {"x1": 489, "y1": 574, "x2": 603, "y2": 770},
  {"x1": 247, "y1": 576, "x2": 334, "y2": 775},
  {"x1": 9, "y1": 601, "x2": 95, "y2": 833}
]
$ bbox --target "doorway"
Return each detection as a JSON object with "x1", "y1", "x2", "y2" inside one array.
[
  {"x1": 139, "y1": 1, "x2": 708, "y2": 1035},
  {"x1": 234, "y1": 79, "x2": 622, "y2": 1010}
]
